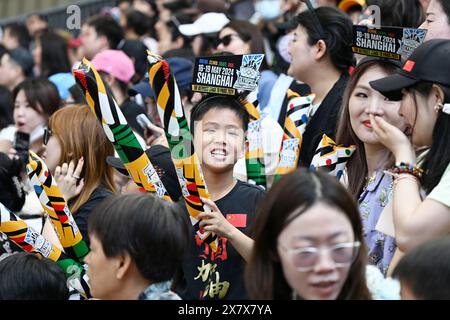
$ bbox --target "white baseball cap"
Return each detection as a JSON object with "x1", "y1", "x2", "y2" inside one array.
[{"x1": 178, "y1": 12, "x2": 230, "y2": 36}]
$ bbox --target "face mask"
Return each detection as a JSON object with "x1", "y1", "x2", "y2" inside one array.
[
  {"x1": 277, "y1": 33, "x2": 293, "y2": 64},
  {"x1": 255, "y1": 0, "x2": 282, "y2": 21}
]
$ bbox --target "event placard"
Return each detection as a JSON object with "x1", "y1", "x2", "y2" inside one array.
[
  {"x1": 192, "y1": 54, "x2": 264, "y2": 95},
  {"x1": 352, "y1": 25, "x2": 427, "y2": 60}
]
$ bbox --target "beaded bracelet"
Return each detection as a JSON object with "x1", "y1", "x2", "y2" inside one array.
[{"x1": 388, "y1": 162, "x2": 423, "y2": 179}]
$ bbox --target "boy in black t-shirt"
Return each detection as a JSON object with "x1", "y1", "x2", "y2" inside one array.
[{"x1": 174, "y1": 96, "x2": 265, "y2": 300}]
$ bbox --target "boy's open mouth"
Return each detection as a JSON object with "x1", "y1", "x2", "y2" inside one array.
[{"x1": 210, "y1": 148, "x2": 227, "y2": 160}]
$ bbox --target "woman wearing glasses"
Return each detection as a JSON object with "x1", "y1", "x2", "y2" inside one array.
[
  {"x1": 215, "y1": 20, "x2": 278, "y2": 110},
  {"x1": 42, "y1": 104, "x2": 116, "y2": 244},
  {"x1": 245, "y1": 168, "x2": 371, "y2": 299}
]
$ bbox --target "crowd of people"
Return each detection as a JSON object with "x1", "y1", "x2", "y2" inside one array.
[{"x1": 0, "y1": 0, "x2": 449, "y2": 301}]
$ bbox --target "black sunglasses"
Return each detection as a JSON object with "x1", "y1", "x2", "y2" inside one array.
[
  {"x1": 43, "y1": 127, "x2": 52, "y2": 146},
  {"x1": 215, "y1": 34, "x2": 240, "y2": 47}
]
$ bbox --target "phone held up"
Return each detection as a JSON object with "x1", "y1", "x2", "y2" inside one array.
[
  {"x1": 13, "y1": 131, "x2": 30, "y2": 167},
  {"x1": 136, "y1": 113, "x2": 152, "y2": 130}
]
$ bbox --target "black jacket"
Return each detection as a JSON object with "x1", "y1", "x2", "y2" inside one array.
[{"x1": 298, "y1": 72, "x2": 350, "y2": 167}]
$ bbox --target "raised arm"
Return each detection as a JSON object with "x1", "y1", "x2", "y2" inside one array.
[
  {"x1": 370, "y1": 114, "x2": 450, "y2": 252},
  {"x1": 198, "y1": 197, "x2": 254, "y2": 262}
]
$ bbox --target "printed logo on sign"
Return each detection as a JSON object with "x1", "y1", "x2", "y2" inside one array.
[
  {"x1": 247, "y1": 120, "x2": 262, "y2": 152},
  {"x1": 233, "y1": 54, "x2": 264, "y2": 91},
  {"x1": 34, "y1": 235, "x2": 52, "y2": 258},
  {"x1": 143, "y1": 163, "x2": 156, "y2": 184},
  {"x1": 397, "y1": 28, "x2": 427, "y2": 58},
  {"x1": 68, "y1": 215, "x2": 80, "y2": 235},
  {"x1": 142, "y1": 163, "x2": 166, "y2": 197},
  {"x1": 154, "y1": 180, "x2": 167, "y2": 198},
  {"x1": 24, "y1": 228, "x2": 37, "y2": 246},
  {"x1": 279, "y1": 138, "x2": 299, "y2": 168},
  {"x1": 176, "y1": 167, "x2": 190, "y2": 197}
]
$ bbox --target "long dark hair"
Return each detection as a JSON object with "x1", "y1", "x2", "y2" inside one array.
[
  {"x1": 39, "y1": 31, "x2": 71, "y2": 77},
  {"x1": 336, "y1": 60, "x2": 400, "y2": 197},
  {"x1": 296, "y1": 7, "x2": 354, "y2": 72},
  {"x1": 245, "y1": 168, "x2": 371, "y2": 300},
  {"x1": 407, "y1": 82, "x2": 450, "y2": 194}
]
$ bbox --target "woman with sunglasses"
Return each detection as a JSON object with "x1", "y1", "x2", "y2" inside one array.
[
  {"x1": 215, "y1": 20, "x2": 278, "y2": 110},
  {"x1": 42, "y1": 104, "x2": 116, "y2": 244},
  {"x1": 245, "y1": 168, "x2": 372, "y2": 300}
]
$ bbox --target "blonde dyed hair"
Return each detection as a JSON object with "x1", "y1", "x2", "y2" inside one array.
[{"x1": 48, "y1": 105, "x2": 116, "y2": 212}]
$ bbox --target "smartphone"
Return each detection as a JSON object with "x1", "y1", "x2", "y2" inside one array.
[
  {"x1": 136, "y1": 113, "x2": 152, "y2": 130},
  {"x1": 13, "y1": 131, "x2": 30, "y2": 165}
]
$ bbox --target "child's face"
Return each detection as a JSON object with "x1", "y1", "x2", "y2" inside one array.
[{"x1": 193, "y1": 107, "x2": 245, "y2": 174}]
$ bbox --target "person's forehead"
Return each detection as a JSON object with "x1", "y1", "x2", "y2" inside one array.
[
  {"x1": 293, "y1": 25, "x2": 308, "y2": 38},
  {"x1": 15, "y1": 89, "x2": 28, "y2": 102},
  {"x1": 220, "y1": 27, "x2": 237, "y2": 36},
  {"x1": 280, "y1": 203, "x2": 354, "y2": 241},
  {"x1": 0, "y1": 53, "x2": 10, "y2": 64},
  {"x1": 27, "y1": 15, "x2": 39, "y2": 22},
  {"x1": 356, "y1": 65, "x2": 389, "y2": 85},
  {"x1": 201, "y1": 108, "x2": 243, "y2": 125},
  {"x1": 427, "y1": 0, "x2": 442, "y2": 14},
  {"x1": 89, "y1": 233, "x2": 101, "y2": 247},
  {"x1": 82, "y1": 24, "x2": 95, "y2": 34}
]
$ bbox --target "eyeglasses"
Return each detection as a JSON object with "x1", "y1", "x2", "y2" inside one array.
[
  {"x1": 43, "y1": 127, "x2": 52, "y2": 146},
  {"x1": 216, "y1": 34, "x2": 241, "y2": 47},
  {"x1": 279, "y1": 241, "x2": 361, "y2": 272}
]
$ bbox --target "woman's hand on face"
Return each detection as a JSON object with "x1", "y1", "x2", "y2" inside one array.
[
  {"x1": 369, "y1": 114, "x2": 415, "y2": 163},
  {"x1": 55, "y1": 158, "x2": 84, "y2": 202},
  {"x1": 198, "y1": 197, "x2": 235, "y2": 239}
]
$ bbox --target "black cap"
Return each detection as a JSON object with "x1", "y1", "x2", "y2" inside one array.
[
  {"x1": 107, "y1": 145, "x2": 182, "y2": 202},
  {"x1": 8, "y1": 48, "x2": 34, "y2": 77},
  {"x1": 118, "y1": 39, "x2": 148, "y2": 78},
  {"x1": 370, "y1": 39, "x2": 450, "y2": 101}
]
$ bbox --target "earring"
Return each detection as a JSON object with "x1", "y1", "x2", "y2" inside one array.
[
  {"x1": 292, "y1": 290, "x2": 298, "y2": 300},
  {"x1": 434, "y1": 103, "x2": 444, "y2": 113}
]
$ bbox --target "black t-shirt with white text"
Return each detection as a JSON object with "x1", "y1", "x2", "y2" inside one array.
[{"x1": 175, "y1": 180, "x2": 265, "y2": 300}]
